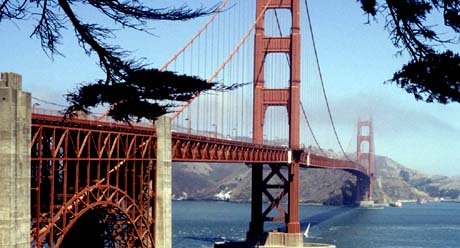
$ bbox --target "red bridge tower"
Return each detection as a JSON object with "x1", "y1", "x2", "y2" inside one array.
[
  {"x1": 249, "y1": 0, "x2": 302, "y2": 242},
  {"x1": 356, "y1": 119, "x2": 375, "y2": 201}
]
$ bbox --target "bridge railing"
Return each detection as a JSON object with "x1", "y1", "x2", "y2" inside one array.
[
  {"x1": 301, "y1": 152, "x2": 368, "y2": 175},
  {"x1": 32, "y1": 108, "x2": 370, "y2": 177},
  {"x1": 32, "y1": 107, "x2": 154, "y2": 129}
]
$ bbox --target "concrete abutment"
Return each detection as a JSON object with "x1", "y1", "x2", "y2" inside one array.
[
  {"x1": 0, "y1": 72, "x2": 31, "y2": 247},
  {"x1": 154, "y1": 116, "x2": 172, "y2": 248},
  {"x1": 216, "y1": 232, "x2": 335, "y2": 248}
]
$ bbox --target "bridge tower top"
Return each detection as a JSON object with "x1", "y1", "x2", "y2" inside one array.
[
  {"x1": 252, "y1": 0, "x2": 301, "y2": 149},
  {"x1": 357, "y1": 118, "x2": 375, "y2": 199}
]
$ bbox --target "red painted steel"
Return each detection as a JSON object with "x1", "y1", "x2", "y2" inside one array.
[
  {"x1": 31, "y1": 114, "x2": 156, "y2": 247},
  {"x1": 30, "y1": 112, "x2": 371, "y2": 246},
  {"x1": 27, "y1": 0, "x2": 375, "y2": 243},
  {"x1": 251, "y1": 0, "x2": 302, "y2": 235},
  {"x1": 172, "y1": 132, "x2": 288, "y2": 163},
  {"x1": 357, "y1": 119, "x2": 375, "y2": 200},
  {"x1": 252, "y1": 0, "x2": 300, "y2": 148}
]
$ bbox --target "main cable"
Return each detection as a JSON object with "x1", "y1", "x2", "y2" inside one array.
[
  {"x1": 300, "y1": 101, "x2": 326, "y2": 156},
  {"x1": 304, "y1": 0, "x2": 352, "y2": 161},
  {"x1": 32, "y1": 96, "x2": 67, "y2": 108}
]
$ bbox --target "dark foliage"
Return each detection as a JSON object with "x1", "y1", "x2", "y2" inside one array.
[
  {"x1": 65, "y1": 69, "x2": 243, "y2": 122},
  {"x1": 0, "y1": 0, "x2": 220, "y2": 122},
  {"x1": 392, "y1": 51, "x2": 460, "y2": 103},
  {"x1": 357, "y1": 0, "x2": 460, "y2": 104},
  {"x1": 359, "y1": 0, "x2": 378, "y2": 16}
]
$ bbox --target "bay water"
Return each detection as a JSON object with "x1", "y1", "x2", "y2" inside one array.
[{"x1": 173, "y1": 201, "x2": 460, "y2": 248}]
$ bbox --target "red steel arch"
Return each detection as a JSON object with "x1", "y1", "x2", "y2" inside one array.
[
  {"x1": 31, "y1": 114, "x2": 156, "y2": 247},
  {"x1": 38, "y1": 185, "x2": 152, "y2": 247}
]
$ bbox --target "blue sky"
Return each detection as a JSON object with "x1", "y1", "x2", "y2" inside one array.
[{"x1": 0, "y1": 1, "x2": 459, "y2": 175}]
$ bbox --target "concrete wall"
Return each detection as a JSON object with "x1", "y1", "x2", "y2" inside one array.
[
  {"x1": 0, "y1": 73, "x2": 31, "y2": 247},
  {"x1": 155, "y1": 116, "x2": 172, "y2": 248}
]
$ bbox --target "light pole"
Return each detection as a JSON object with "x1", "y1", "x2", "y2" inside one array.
[
  {"x1": 211, "y1": 123, "x2": 217, "y2": 138},
  {"x1": 32, "y1": 103, "x2": 40, "y2": 113},
  {"x1": 185, "y1": 118, "x2": 191, "y2": 134}
]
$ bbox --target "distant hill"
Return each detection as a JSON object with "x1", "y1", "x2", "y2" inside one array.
[
  {"x1": 171, "y1": 155, "x2": 460, "y2": 205},
  {"x1": 376, "y1": 156, "x2": 460, "y2": 200}
]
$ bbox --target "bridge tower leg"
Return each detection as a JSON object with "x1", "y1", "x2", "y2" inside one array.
[
  {"x1": 0, "y1": 73, "x2": 31, "y2": 247},
  {"x1": 356, "y1": 118, "x2": 375, "y2": 202},
  {"x1": 249, "y1": 0, "x2": 302, "y2": 245}
]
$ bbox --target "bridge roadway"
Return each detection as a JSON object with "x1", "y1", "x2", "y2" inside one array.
[{"x1": 32, "y1": 111, "x2": 368, "y2": 175}]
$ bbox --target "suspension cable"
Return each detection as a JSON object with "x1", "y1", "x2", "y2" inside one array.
[
  {"x1": 171, "y1": 0, "x2": 274, "y2": 119},
  {"x1": 273, "y1": 10, "x2": 291, "y2": 66},
  {"x1": 160, "y1": 0, "x2": 230, "y2": 71},
  {"x1": 32, "y1": 96, "x2": 67, "y2": 108},
  {"x1": 274, "y1": 7, "x2": 326, "y2": 153},
  {"x1": 92, "y1": 1, "x2": 230, "y2": 122},
  {"x1": 300, "y1": 101, "x2": 326, "y2": 156},
  {"x1": 304, "y1": 0, "x2": 352, "y2": 161}
]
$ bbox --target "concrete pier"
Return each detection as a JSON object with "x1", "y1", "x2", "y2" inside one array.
[
  {"x1": 215, "y1": 232, "x2": 336, "y2": 248},
  {"x1": 155, "y1": 116, "x2": 172, "y2": 248},
  {"x1": 0, "y1": 73, "x2": 31, "y2": 247},
  {"x1": 358, "y1": 200, "x2": 375, "y2": 208}
]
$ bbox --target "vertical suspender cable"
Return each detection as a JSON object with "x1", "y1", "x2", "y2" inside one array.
[
  {"x1": 300, "y1": 101, "x2": 326, "y2": 156},
  {"x1": 171, "y1": 0, "x2": 274, "y2": 119},
  {"x1": 304, "y1": 0, "x2": 352, "y2": 161}
]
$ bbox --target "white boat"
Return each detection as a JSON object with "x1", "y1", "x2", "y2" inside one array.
[
  {"x1": 390, "y1": 200, "x2": 402, "y2": 208},
  {"x1": 304, "y1": 223, "x2": 311, "y2": 238}
]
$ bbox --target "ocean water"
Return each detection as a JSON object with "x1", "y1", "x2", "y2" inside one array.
[{"x1": 172, "y1": 201, "x2": 460, "y2": 248}]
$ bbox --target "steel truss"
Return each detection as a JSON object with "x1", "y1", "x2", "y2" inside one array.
[
  {"x1": 29, "y1": 113, "x2": 371, "y2": 246},
  {"x1": 31, "y1": 116, "x2": 156, "y2": 247}
]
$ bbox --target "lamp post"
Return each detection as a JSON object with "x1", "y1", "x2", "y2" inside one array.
[
  {"x1": 211, "y1": 123, "x2": 217, "y2": 138},
  {"x1": 185, "y1": 118, "x2": 191, "y2": 134},
  {"x1": 32, "y1": 103, "x2": 40, "y2": 113}
]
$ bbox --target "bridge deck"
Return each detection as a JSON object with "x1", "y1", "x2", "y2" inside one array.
[{"x1": 32, "y1": 113, "x2": 368, "y2": 176}]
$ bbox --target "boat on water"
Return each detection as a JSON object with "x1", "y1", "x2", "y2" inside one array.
[
  {"x1": 304, "y1": 223, "x2": 311, "y2": 238},
  {"x1": 390, "y1": 200, "x2": 402, "y2": 208}
]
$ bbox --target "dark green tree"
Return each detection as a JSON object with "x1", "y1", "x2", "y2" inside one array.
[
  {"x1": 0, "y1": 0, "x2": 224, "y2": 122},
  {"x1": 357, "y1": 0, "x2": 460, "y2": 104}
]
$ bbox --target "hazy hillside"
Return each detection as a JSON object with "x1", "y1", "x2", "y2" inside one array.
[
  {"x1": 171, "y1": 155, "x2": 460, "y2": 205},
  {"x1": 373, "y1": 156, "x2": 431, "y2": 202}
]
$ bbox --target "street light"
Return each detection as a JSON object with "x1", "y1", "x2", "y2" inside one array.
[
  {"x1": 232, "y1": 127, "x2": 237, "y2": 140},
  {"x1": 211, "y1": 123, "x2": 217, "y2": 138},
  {"x1": 32, "y1": 103, "x2": 40, "y2": 113},
  {"x1": 185, "y1": 118, "x2": 191, "y2": 134}
]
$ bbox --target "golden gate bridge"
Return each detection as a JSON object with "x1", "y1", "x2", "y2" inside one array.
[{"x1": 3, "y1": 0, "x2": 376, "y2": 247}]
